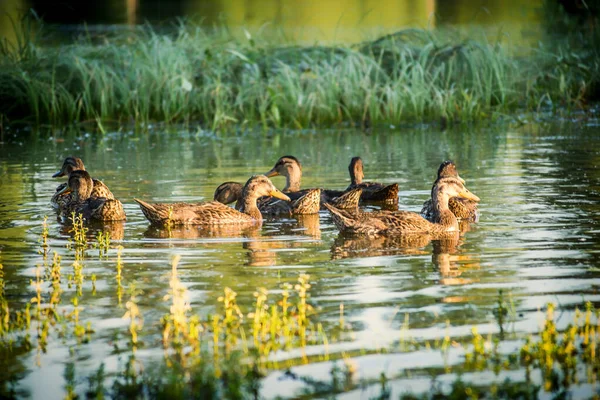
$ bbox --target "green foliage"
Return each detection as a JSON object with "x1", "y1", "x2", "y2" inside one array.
[{"x1": 0, "y1": 16, "x2": 598, "y2": 129}]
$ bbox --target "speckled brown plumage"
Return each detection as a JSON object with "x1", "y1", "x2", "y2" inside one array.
[
  {"x1": 260, "y1": 188, "x2": 322, "y2": 216},
  {"x1": 421, "y1": 161, "x2": 479, "y2": 222},
  {"x1": 135, "y1": 175, "x2": 290, "y2": 226},
  {"x1": 51, "y1": 156, "x2": 115, "y2": 211},
  {"x1": 328, "y1": 187, "x2": 362, "y2": 209},
  {"x1": 346, "y1": 157, "x2": 399, "y2": 203},
  {"x1": 57, "y1": 170, "x2": 125, "y2": 222},
  {"x1": 213, "y1": 180, "x2": 321, "y2": 215},
  {"x1": 324, "y1": 177, "x2": 479, "y2": 235}
]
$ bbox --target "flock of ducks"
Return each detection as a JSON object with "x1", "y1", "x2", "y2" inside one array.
[{"x1": 50, "y1": 156, "x2": 480, "y2": 236}]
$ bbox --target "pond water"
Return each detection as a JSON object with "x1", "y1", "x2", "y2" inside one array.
[{"x1": 1, "y1": 116, "x2": 600, "y2": 398}]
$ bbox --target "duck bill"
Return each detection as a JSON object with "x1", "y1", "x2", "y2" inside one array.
[
  {"x1": 458, "y1": 188, "x2": 480, "y2": 202},
  {"x1": 264, "y1": 168, "x2": 279, "y2": 178},
  {"x1": 269, "y1": 189, "x2": 290, "y2": 202},
  {"x1": 56, "y1": 185, "x2": 72, "y2": 196},
  {"x1": 52, "y1": 170, "x2": 65, "y2": 178},
  {"x1": 456, "y1": 174, "x2": 466, "y2": 184}
]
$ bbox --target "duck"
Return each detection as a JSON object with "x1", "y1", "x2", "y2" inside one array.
[
  {"x1": 323, "y1": 176, "x2": 480, "y2": 235},
  {"x1": 213, "y1": 156, "x2": 361, "y2": 215},
  {"x1": 213, "y1": 181, "x2": 243, "y2": 206},
  {"x1": 135, "y1": 175, "x2": 290, "y2": 226},
  {"x1": 264, "y1": 155, "x2": 347, "y2": 205},
  {"x1": 260, "y1": 188, "x2": 322, "y2": 216},
  {"x1": 420, "y1": 161, "x2": 479, "y2": 222},
  {"x1": 213, "y1": 181, "x2": 323, "y2": 215},
  {"x1": 51, "y1": 156, "x2": 114, "y2": 210},
  {"x1": 55, "y1": 170, "x2": 126, "y2": 222},
  {"x1": 346, "y1": 157, "x2": 399, "y2": 203}
]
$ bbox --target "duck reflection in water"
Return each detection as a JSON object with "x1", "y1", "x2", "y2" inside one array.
[
  {"x1": 244, "y1": 214, "x2": 322, "y2": 266},
  {"x1": 143, "y1": 224, "x2": 261, "y2": 240},
  {"x1": 330, "y1": 232, "x2": 431, "y2": 260},
  {"x1": 60, "y1": 220, "x2": 125, "y2": 241}
]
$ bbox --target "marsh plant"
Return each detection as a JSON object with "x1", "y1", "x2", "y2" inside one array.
[
  {"x1": 94, "y1": 231, "x2": 111, "y2": 257},
  {"x1": 0, "y1": 14, "x2": 598, "y2": 129}
]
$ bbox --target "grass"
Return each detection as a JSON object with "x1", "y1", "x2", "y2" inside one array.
[
  {"x1": 0, "y1": 10, "x2": 598, "y2": 131},
  {"x1": 0, "y1": 217, "x2": 599, "y2": 399}
]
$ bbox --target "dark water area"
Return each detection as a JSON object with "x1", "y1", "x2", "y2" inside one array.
[
  {"x1": 1, "y1": 0, "x2": 542, "y2": 45},
  {"x1": 1, "y1": 115, "x2": 600, "y2": 397}
]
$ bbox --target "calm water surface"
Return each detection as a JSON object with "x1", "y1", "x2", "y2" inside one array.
[{"x1": 1, "y1": 117, "x2": 600, "y2": 398}]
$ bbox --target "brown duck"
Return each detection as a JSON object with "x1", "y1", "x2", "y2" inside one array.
[
  {"x1": 421, "y1": 161, "x2": 479, "y2": 222},
  {"x1": 213, "y1": 181, "x2": 325, "y2": 215},
  {"x1": 55, "y1": 170, "x2": 126, "y2": 222},
  {"x1": 213, "y1": 156, "x2": 361, "y2": 215},
  {"x1": 135, "y1": 175, "x2": 290, "y2": 226},
  {"x1": 346, "y1": 157, "x2": 399, "y2": 203},
  {"x1": 51, "y1": 156, "x2": 114, "y2": 210},
  {"x1": 324, "y1": 176, "x2": 480, "y2": 235},
  {"x1": 264, "y1": 155, "x2": 357, "y2": 207}
]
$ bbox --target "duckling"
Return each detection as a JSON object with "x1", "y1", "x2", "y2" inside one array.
[
  {"x1": 55, "y1": 170, "x2": 125, "y2": 222},
  {"x1": 420, "y1": 161, "x2": 479, "y2": 222},
  {"x1": 324, "y1": 177, "x2": 479, "y2": 235},
  {"x1": 135, "y1": 175, "x2": 290, "y2": 226}
]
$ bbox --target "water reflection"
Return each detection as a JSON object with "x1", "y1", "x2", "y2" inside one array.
[
  {"x1": 58, "y1": 220, "x2": 125, "y2": 241},
  {"x1": 143, "y1": 224, "x2": 260, "y2": 240}
]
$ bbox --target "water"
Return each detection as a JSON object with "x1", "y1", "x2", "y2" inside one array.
[{"x1": 1, "y1": 116, "x2": 600, "y2": 398}]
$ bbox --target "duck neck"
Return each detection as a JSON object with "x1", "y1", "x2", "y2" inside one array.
[
  {"x1": 432, "y1": 191, "x2": 459, "y2": 231},
  {"x1": 283, "y1": 165, "x2": 302, "y2": 192},
  {"x1": 239, "y1": 193, "x2": 263, "y2": 221},
  {"x1": 350, "y1": 166, "x2": 363, "y2": 185},
  {"x1": 73, "y1": 184, "x2": 92, "y2": 203}
]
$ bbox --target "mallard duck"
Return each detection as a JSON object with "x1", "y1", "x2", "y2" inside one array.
[
  {"x1": 135, "y1": 175, "x2": 290, "y2": 226},
  {"x1": 324, "y1": 177, "x2": 480, "y2": 235},
  {"x1": 55, "y1": 170, "x2": 126, "y2": 222},
  {"x1": 264, "y1": 155, "x2": 346, "y2": 205},
  {"x1": 51, "y1": 156, "x2": 115, "y2": 210},
  {"x1": 213, "y1": 181, "x2": 321, "y2": 215},
  {"x1": 260, "y1": 188, "x2": 322, "y2": 216},
  {"x1": 328, "y1": 187, "x2": 363, "y2": 209},
  {"x1": 420, "y1": 161, "x2": 479, "y2": 222},
  {"x1": 213, "y1": 181, "x2": 243, "y2": 205},
  {"x1": 346, "y1": 157, "x2": 399, "y2": 203}
]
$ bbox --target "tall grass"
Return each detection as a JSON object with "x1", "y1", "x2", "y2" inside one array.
[{"x1": 0, "y1": 16, "x2": 598, "y2": 130}]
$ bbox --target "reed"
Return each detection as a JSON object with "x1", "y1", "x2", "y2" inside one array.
[{"x1": 0, "y1": 17, "x2": 597, "y2": 130}]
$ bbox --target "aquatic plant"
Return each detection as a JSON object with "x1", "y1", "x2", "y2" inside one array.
[
  {"x1": 123, "y1": 284, "x2": 144, "y2": 349},
  {"x1": 0, "y1": 15, "x2": 597, "y2": 129},
  {"x1": 94, "y1": 231, "x2": 111, "y2": 257}
]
